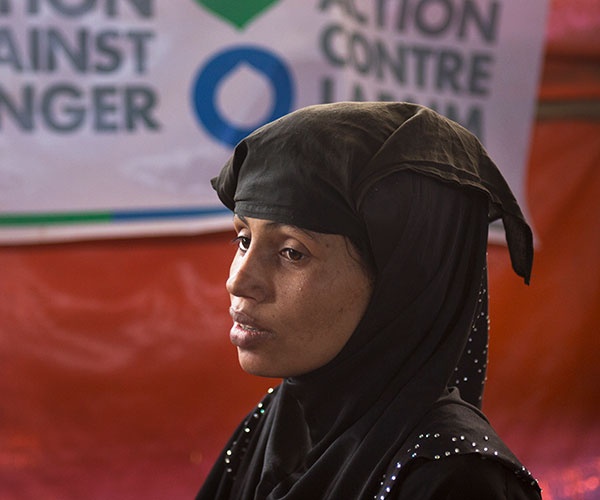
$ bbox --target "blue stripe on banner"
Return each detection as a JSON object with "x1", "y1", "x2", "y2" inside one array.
[{"x1": 110, "y1": 207, "x2": 231, "y2": 221}]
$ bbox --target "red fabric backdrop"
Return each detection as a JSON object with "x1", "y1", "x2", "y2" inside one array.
[{"x1": 1, "y1": 1, "x2": 599, "y2": 498}]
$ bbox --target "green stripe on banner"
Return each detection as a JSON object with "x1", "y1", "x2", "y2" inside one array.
[
  {"x1": 0, "y1": 207, "x2": 230, "y2": 227},
  {"x1": 0, "y1": 212, "x2": 112, "y2": 226}
]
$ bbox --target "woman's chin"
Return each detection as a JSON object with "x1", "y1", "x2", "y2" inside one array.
[
  {"x1": 236, "y1": 346, "x2": 341, "y2": 378},
  {"x1": 237, "y1": 350, "x2": 284, "y2": 378}
]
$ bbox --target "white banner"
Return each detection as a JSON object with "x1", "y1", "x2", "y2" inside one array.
[{"x1": 0, "y1": 0, "x2": 549, "y2": 243}]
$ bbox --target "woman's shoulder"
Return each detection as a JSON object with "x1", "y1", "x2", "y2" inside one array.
[
  {"x1": 373, "y1": 393, "x2": 542, "y2": 499},
  {"x1": 390, "y1": 454, "x2": 542, "y2": 500}
]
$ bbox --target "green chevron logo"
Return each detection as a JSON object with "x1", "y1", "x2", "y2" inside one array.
[{"x1": 194, "y1": 0, "x2": 281, "y2": 29}]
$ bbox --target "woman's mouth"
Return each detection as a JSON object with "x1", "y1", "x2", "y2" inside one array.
[
  {"x1": 236, "y1": 323, "x2": 261, "y2": 332},
  {"x1": 229, "y1": 308, "x2": 273, "y2": 348}
]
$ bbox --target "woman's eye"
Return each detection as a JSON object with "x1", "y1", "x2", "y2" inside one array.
[
  {"x1": 281, "y1": 248, "x2": 304, "y2": 262},
  {"x1": 232, "y1": 236, "x2": 250, "y2": 252}
]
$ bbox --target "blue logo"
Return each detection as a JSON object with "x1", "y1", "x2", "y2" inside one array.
[{"x1": 192, "y1": 46, "x2": 294, "y2": 147}]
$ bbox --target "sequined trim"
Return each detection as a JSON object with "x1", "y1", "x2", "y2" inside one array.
[
  {"x1": 223, "y1": 387, "x2": 275, "y2": 478},
  {"x1": 372, "y1": 431, "x2": 540, "y2": 499}
]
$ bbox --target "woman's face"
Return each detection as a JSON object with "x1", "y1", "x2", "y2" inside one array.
[{"x1": 227, "y1": 215, "x2": 373, "y2": 378}]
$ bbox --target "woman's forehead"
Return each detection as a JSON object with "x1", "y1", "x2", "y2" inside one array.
[{"x1": 234, "y1": 215, "x2": 332, "y2": 241}]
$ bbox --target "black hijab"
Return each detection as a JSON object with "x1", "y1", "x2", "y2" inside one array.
[{"x1": 198, "y1": 103, "x2": 539, "y2": 500}]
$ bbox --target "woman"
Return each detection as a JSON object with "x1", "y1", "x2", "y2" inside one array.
[{"x1": 197, "y1": 102, "x2": 541, "y2": 499}]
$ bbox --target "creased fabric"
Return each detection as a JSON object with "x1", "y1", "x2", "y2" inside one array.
[{"x1": 199, "y1": 103, "x2": 539, "y2": 500}]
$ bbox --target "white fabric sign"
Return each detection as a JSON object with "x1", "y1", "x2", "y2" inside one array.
[{"x1": 0, "y1": 0, "x2": 549, "y2": 243}]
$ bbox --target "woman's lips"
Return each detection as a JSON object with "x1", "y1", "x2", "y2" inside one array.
[{"x1": 229, "y1": 308, "x2": 273, "y2": 349}]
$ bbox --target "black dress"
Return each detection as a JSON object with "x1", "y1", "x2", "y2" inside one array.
[
  {"x1": 393, "y1": 455, "x2": 540, "y2": 499},
  {"x1": 198, "y1": 103, "x2": 541, "y2": 500},
  {"x1": 200, "y1": 386, "x2": 541, "y2": 500}
]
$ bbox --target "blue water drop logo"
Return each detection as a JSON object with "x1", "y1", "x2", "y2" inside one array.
[{"x1": 192, "y1": 46, "x2": 294, "y2": 147}]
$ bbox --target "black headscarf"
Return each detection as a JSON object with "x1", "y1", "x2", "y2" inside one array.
[{"x1": 198, "y1": 102, "x2": 539, "y2": 500}]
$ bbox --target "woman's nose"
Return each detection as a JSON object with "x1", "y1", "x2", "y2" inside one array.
[{"x1": 226, "y1": 251, "x2": 268, "y2": 303}]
